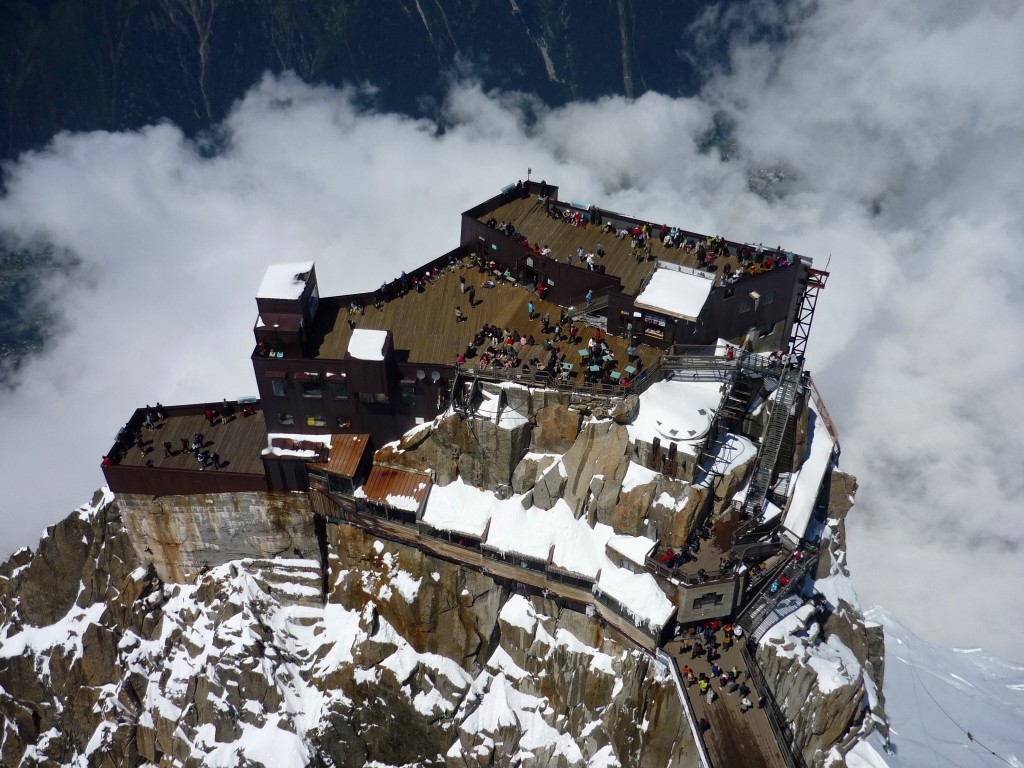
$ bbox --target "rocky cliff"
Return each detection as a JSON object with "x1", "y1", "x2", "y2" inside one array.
[
  {"x1": 754, "y1": 470, "x2": 888, "y2": 767},
  {"x1": 0, "y1": 489, "x2": 696, "y2": 768}
]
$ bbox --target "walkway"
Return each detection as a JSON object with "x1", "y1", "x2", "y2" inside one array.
[
  {"x1": 664, "y1": 634, "x2": 790, "y2": 768},
  {"x1": 310, "y1": 491, "x2": 660, "y2": 651}
]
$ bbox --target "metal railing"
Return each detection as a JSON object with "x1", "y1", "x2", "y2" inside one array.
[
  {"x1": 655, "y1": 648, "x2": 714, "y2": 768},
  {"x1": 807, "y1": 375, "x2": 840, "y2": 443}
]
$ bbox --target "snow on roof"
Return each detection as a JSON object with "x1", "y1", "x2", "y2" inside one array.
[
  {"x1": 783, "y1": 402, "x2": 837, "y2": 539},
  {"x1": 427, "y1": 479, "x2": 677, "y2": 629},
  {"x1": 262, "y1": 432, "x2": 333, "y2": 459},
  {"x1": 362, "y1": 466, "x2": 431, "y2": 511},
  {"x1": 596, "y1": 568, "x2": 675, "y2": 628},
  {"x1": 634, "y1": 264, "x2": 714, "y2": 321},
  {"x1": 256, "y1": 261, "x2": 313, "y2": 300},
  {"x1": 486, "y1": 499, "x2": 577, "y2": 562},
  {"x1": 347, "y1": 329, "x2": 388, "y2": 361},
  {"x1": 421, "y1": 477, "x2": 504, "y2": 538},
  {"x1": 550, "y1": 520, "x2": 615, "y2": 579},
  {"x1": 626, "y1": 377, "x2": 723, "y2": 453},
  {"x1": 607, "y1": 534, "x2": 658, "y2": 566}
]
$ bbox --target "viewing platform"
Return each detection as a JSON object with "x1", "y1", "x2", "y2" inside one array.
[
  {"x1": 101, "y1": 402, "x2": 269, "y2": 495},
  {"x1": 310, "y1": 257, "x2": 660, "y2": 375}
]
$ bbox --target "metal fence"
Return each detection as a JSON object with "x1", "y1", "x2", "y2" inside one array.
[{"x1": 740, "y1": 642, "x2": 809, "y2": 768}]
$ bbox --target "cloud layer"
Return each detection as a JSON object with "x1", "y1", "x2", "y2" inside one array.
[{"x1": 1, "y1": 0, "x2": 1023, "y2": 661}]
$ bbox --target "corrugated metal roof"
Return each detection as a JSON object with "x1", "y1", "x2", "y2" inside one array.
[
  {"x1": 362, "y1": 465, "x2": 431, "y2": 511},
  {"x1": 310, "y1": 434, "x2": 370, "y2": 479}
]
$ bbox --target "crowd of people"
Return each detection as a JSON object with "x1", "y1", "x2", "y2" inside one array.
[
  {"x1": 677, "y1": 620, "x2": 762, "y2": 721},
  {"x1": 101, "y1": 402, "x2": 239, "y2": 472}
]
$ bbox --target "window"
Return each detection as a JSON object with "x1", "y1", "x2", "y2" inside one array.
[
  {"x1": 331, "y1": 380, "x2": 349, "y2": 400},
  {"x1": 272, "y1": 380, "x2": 286, "y2": 397},
  {"x1": 643, "y1": 312, "x2": 667, "y2": 340},
  {"x1": 336, "y1": 416, "x2": 352, "y2": 429},
  {"x1": 763, "y1": 290, "x2": 776, "y2": 306},
  {"x1": 301, "y1": 381, "x2": 322, "y2": 398},
  {"x1": 358, "y1": 392, "x2": 390, "y2": 405},
  {"x1": 692, "y1": 593, "x2": 724, "y2": 609},
  {"x1": 739, "y1": 298, "x2": 753, "y2": 313},
  {"x1": 306, "y1": 415, "x2": 327, "y2": 427},
  {"x1": 400, "y1": 381, "x2": 416, "y2": 406},
  {"x1": 279, "y1": 412, "x2": 294, "y2": 426}
]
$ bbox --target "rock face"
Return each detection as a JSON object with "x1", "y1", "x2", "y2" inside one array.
[
  {"x1": 560, "y1": 420, "x2": 630, "y2": 519},
  {"x1": 754, "y1": 470, "x2": 888, "y2": 766},
  {"x1": 118, "y1": 490, "x2": 318, "y2": 582},
  {"x1": 0, "y1": 491, "x2": 696, "y2": 768}
]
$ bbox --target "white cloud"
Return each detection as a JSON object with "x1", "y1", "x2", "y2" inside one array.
[{"x1": 1, "y1": 0, "x2": 1023, "y2": 665}]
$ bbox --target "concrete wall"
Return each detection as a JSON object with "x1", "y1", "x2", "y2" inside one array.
[{"x1": 118, "y1": 490, "x2": 318, "y2": 583}]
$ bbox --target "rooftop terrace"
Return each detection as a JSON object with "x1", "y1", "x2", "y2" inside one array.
[
  {"x1": 114, "y1": 404, "x2": 268, "y2": 476},
  {"x1": 309, "y1": 260, "x2": 661, "y2": 375},
  {"x1": 481, "y1": 196, "x2": 715, "y2": 296}
]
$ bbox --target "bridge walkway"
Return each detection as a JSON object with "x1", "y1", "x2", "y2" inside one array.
[{"x1": 664, "y1": 635, "x2": 790, "y2": 768}]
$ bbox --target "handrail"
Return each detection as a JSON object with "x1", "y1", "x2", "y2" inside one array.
[
  {"x1": 740, "y1": 642, "x2": 809, "y2": 768},
  {"x1": 806, "y1": 375, "x2": 840, "y2": 443},
  {"x1": 646, "y1": 555, "x2": 738, "y2": 587},
  {"x1": 655, "y1": 649, "x2": 714, "y2": 768},
  {"x1": 455, "y1": 363, "x2": 628, "y2": 403}
]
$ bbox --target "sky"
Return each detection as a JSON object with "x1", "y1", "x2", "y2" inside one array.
[{"x1": 1, "y1": 0, "x2": 1023, "y2": 665}]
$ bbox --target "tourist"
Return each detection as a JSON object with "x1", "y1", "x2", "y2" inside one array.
[
  {"x1": 163, "y1": 441, "x2": 173, "y2": 458},
  {"x1": 740, "y1": 697, "x2": 753, "y2": 713},
  {"x1": 528, "y1": 301, "x2": 535, "y2": 319},
  {"x1": 455, "y1": 306, "x2": 465, "y2": 323}
]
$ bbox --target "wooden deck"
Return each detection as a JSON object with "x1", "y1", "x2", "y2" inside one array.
[
  {"x1": 483, "y1": 196, "x2": 712, "y2": 295},
  {"x1": 665, "y1": 635, "x2": 790, "y2": 768},
  {"x1": 311, "y1": 264, "x2": 660, "y2": 376},
  {"x1": 118, "y1": 408, "x2": 267, "y2": 476}
]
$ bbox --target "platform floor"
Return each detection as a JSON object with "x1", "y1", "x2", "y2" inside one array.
[
  {"x1": 664, "y1": 635, "x2": 791, "y2": 768},
  {"x1": 312, "y1": 263, "x2": 660, "y2": 376},
  {"x1": 117, "y1": 408, "x2": 267, "y2": 476}
]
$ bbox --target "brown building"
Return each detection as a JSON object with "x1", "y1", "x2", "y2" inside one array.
[{"x1": 103, "y1": 179, "x2": 818, "y2": 497}]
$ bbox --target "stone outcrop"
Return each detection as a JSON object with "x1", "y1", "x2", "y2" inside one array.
[
  {"x1": 532, "y1": 402, "x2": 582, "y2": 453},
  {"x1": 611, "y1": 475, "x2": 702, "y2": 547},
  {"x1": 511, "y1": 452, "x2": 557, "y2": 495},
  {"x1": 560, "y1": 420, "x2": 630, "y2": 519},
  {"x1": 118, "y1": 490, "x2": 318, "y2": 582},
  {"x1": 532, "y1": 459, "x2": 568, "y2": 509}
]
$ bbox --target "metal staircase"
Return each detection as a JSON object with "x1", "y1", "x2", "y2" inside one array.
[
  {"x1": 740, "y1": 367, "x2": 802, "y2": 520},
  {"x1": 737, "y1": 550, "x2": 819, "y2": 638},
  {"x1": 564, "y1": 291, "x2": 610, "y2": 321}
]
